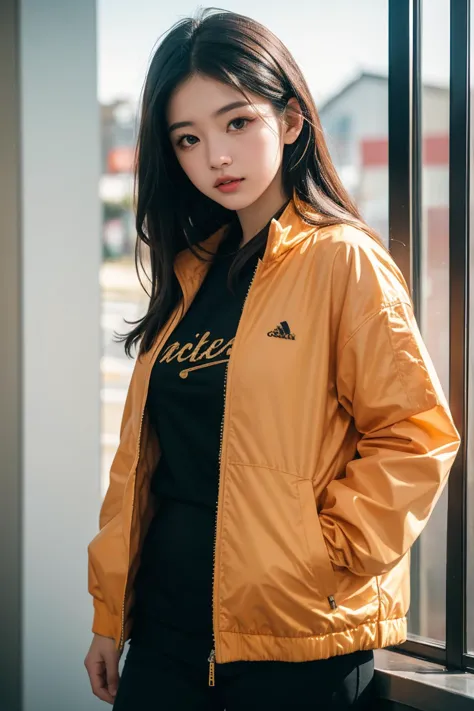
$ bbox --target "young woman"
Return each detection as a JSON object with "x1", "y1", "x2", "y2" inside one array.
[{"x1": 84, "y1": 9, "x2": 460, "y2": 710}]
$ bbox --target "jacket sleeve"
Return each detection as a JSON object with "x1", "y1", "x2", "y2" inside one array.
[
  {"x1": 88, "y1": 360, "x2": 140, "y2": 637},
  {"x1": 318, "y1": 238, "x2": 460, "y2": 578}
]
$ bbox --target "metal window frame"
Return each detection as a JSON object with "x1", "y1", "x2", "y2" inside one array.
[
  {"x1": 446, "y1": 0, "x2": 470, "y2": 672},
  {"x1": 388, "y1": 0, "x2": 471, "y2": 672},
  {"x1": 388, "y1": 0, "x2": 413, "y2": 290}
]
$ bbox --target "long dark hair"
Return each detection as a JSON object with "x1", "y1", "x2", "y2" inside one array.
[{"x1": 117, "y1": 8, "x2": 380, "y2": 357}]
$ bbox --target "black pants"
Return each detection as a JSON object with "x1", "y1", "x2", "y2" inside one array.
[{"x1": 112, "y1": 641, "x2": 374, "y2": 710}]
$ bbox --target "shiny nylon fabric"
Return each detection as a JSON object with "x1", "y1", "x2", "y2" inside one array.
[{"x1": 88, "y1": 199, "x2": 460, "y2": 662}]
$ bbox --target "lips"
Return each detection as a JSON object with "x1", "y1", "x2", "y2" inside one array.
[{"x1": 214, "y1": 175, "x2": 243, "y2": 187}]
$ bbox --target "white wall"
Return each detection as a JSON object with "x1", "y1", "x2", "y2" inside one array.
[{"x1": 0, "y1": 1, "x2": 103, "y2": 709}]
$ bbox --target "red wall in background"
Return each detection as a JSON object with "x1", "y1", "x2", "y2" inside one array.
[
  {"x1": 361, "y1": 136, "x2": 449, "y2": 167},
  {"x1": 107, "y1": 147, "x2": 135, "y2": 173}
]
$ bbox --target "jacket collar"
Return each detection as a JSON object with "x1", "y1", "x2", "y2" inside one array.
[{"x1": 173, "y1": 195, "x2": 318, "y2": 284}]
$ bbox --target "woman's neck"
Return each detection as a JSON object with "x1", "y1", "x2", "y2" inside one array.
[{"x1": 237, "y1": 173, "x2": 289, "y2": 247}]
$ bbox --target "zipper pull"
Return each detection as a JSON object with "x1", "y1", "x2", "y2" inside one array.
[
  {"x1": 328, "y1": 595, "x2": 337, "y2": 610},
  {"x1": 208, "y1": 648, "x2": 216, "y2": 687}
]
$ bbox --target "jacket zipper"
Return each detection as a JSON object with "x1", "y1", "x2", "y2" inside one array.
[
  {"x1": 208, "y1": 648, "x2": 216, "y2": 687},
  {"x1": 208, "y1": 258, "x2": 261, "y2": 685},
  {"x1": 118, "y1": 289, "x2": 187, "y2": 651}
]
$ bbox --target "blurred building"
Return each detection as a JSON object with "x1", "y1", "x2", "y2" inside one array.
[
  {"x1": 100, "y1": 99, "x2": 137, "y2": 174},
  {"x1": 99, "y1": 99, "x2": 138, "y2": 258}
]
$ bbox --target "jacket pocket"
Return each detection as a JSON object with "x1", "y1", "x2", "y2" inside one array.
[{"x1": 297, "y1": 479, "x2": 338, "y2": 609}]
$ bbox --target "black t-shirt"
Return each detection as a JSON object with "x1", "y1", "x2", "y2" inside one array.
[
  {"x1": 148, "y1": 225, "x2": 259, "y2": 511},
  {"x1": 132, "y1": 219, "x2": 265, "y2": 662}
]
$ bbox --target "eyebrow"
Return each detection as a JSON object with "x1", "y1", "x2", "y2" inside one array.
[{"x1": 168, "y1": 100, "x2": 250, "y2": 133}]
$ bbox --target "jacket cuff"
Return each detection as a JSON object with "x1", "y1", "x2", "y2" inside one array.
[{"x1": 91, "y1": 598, "x2": 118, "y2": 640}]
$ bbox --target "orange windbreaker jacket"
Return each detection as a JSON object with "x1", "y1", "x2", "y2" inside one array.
[{"x1": 88, "y1": 199, "x2": 460, "y2": 663}]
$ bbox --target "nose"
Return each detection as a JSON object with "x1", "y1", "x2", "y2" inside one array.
[
  {"x1": 211, "y1": 155, "x2": 233, "y2": 169},
  {"x1": 208, "y1": 144, "x2": 233, "y2": 169}
]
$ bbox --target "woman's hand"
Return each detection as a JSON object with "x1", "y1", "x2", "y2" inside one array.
[{"x1": 84, "y1": 633, "x2": 121, "y2": 705}]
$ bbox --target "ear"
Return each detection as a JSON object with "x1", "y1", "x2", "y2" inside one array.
[{"x1": 283, "y1": 98, "x2": 304, "y2": 145}]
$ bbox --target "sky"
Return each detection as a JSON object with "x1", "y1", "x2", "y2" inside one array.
[{"x1": 97, "y1": 0, "x2": 450, "y2": 108}]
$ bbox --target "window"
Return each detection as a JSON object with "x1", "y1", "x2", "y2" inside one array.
[
  {"x1": 407, "y1": 0, "x2": 450, "y2": 647},
  {"x1": 388, "y1": 0, "x2": 471, "y2": 673},
  {"x1": 320, "y1": 73, "x2": 389, "y2": 245}
]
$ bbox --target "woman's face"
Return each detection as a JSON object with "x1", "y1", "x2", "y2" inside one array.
[{"x1": 167, "y1": 74, "x2": 299, "y2": 211}]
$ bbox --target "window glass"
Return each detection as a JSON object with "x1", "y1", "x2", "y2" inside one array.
[{"x1": 407, "y1": 0, "x2": 450, "y2": 645}]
